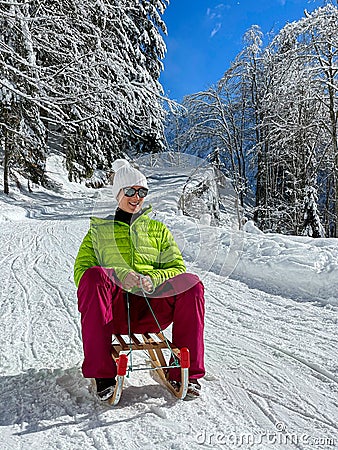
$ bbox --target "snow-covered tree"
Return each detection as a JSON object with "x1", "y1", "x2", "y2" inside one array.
[
  {"x1": 302, "y1": 186, "x2": 325, "y2": 237},
  {"x1": 259, "y1": 4, "x2": 338, "y2": 235},
  {"x1": 0, "y1": 2, "x2": 47, "y2": 193},
  {"x1": 256, "y1": 45, "x2": 322, "y2": 233},
  {"x1": 170, "y1": 26, "x2": 264, "y2": 207},
  {"x1": 234, "y1": 25, "x2": 266, "y2": 216}
]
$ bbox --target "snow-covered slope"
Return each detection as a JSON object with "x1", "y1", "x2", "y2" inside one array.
[{"x1": 0, "y1": 156, "x2": 337, "y2": 450}]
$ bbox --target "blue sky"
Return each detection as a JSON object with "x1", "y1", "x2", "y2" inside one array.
[{"x1": 160, "y1": 0, "x2": 324, "y2": 101}]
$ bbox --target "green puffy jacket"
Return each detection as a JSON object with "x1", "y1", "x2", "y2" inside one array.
[{"x1": 74, "y1": 206, "x2": 186, "y2": 289}]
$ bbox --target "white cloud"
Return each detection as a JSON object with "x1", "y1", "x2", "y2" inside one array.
[
  {"x1": 207, "y1": 3, "x2": 229, "y2": 38},
  {"x1": 211, "y1": 23, "x2": 222, "y2": 38}
]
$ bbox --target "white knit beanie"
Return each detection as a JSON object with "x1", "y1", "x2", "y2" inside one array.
[{"x1": 111, "y1": 159, "x2": 148, "y2": 200}]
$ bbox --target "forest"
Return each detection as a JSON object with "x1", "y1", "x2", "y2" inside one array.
[
  {"x1": 1, "y1": 1, "x2": 338, "y2": 237},
  {"x1": 0, "y1": 0, "x2": 168, "y2": 191}
]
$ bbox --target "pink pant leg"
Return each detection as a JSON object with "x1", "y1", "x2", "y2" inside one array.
[
  {"x1": 77, "y1": 266, "x2": 124, "y2": 378},
  {"x1": 150, "y1": 273, "x2": 205, "y2": 382},
  {"x1": 173, "y1": 276, "x2": 205, "y2": 380}
]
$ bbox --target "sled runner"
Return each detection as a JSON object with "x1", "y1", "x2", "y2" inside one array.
[{"x1": 105, "y1": 332, "x2": 190, "y2": 406}]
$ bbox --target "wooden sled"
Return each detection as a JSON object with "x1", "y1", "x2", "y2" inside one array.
[{"x1": 106, "y1": 332, "x2": 190, "y2": 406}]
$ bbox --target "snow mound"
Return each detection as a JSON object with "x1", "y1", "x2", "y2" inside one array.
[{"x1": 233, "y1": 231, "x2": 338, "y2": 305}]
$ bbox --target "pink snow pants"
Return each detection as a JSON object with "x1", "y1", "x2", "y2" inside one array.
[{"x1": 77, "y1": 267, "x2": 205, "y2": 381}]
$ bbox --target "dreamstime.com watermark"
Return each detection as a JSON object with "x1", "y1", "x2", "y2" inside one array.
[{"x1": 195, "y1": 423, "x2": 336, "y2": 447}]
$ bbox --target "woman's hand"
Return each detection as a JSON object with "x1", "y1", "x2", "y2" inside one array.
[
  {"x1": 140, "y1": 275, "x2": 154, "y2": 293},
  {"x1": 123, "y1": 272, "x2": 154, "y2": 293},
  {"x1": 123, "y1": 271, "x2": 140, "y2": 290}
]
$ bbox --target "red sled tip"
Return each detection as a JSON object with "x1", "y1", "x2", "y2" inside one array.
[
  {"x1": 116, "y1": 354, "x2": 128, "y2": 376},
  {"x1": 179, "y1": 347, "x2": 190, "y2": 369}
]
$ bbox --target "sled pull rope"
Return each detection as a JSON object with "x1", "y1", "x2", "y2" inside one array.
[
  {"x1": 126, "y1": 292, "x2": 133, "y2": 377},
  {"x1": 139, "y1": 276, "x2": 179, "y2": 367}
]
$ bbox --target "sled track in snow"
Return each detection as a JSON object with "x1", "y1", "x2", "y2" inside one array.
[
  {"x1": 0, "y1": 220, "x2": 84, "y2": 376},
  {"x1": 202, "y1": 273, "x2": 338, "y2": 442}
]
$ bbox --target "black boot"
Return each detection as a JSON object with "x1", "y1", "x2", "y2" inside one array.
[{"x1": 95, "y1": 378, "x2": 116, "y2": 401}]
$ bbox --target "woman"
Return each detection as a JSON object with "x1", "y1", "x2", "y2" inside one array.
[{"x1": 74, "y1": 160, "x2": 205, "y2": 401}]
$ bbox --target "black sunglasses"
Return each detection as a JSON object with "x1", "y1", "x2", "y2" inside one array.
[{"x1": 123, "y1": 187, "x2": 148, "y2": 198}]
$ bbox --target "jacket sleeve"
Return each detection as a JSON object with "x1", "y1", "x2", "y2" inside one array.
[
  {"x1": 74, "y1": 230, "x2": 100, "y2": 288},
  {"x1": 145, "y1": 224, "x2": 186, "y2": 288}
]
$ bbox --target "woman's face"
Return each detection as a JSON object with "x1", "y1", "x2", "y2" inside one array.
[{"x1": 117, "y1": 185, "x2": 145, "y2": 214}]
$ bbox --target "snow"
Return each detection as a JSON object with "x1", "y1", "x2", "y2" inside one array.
[
  {"x1": 243, "y1": 219, "x2": 264, "y2": 235},
  {"x1": 0, "y1": 200, "x2": 27, "y2": 222},
  {"x1": 0, "y1": 155, "x2": 337, "y2": 450}
]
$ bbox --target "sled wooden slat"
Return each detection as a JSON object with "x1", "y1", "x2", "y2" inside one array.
[
  {"x1": 143, "y1": 332, "x2": 157, "y2": 344},
  {"x1": 142, "y1": 333, "x2": 158, "y2": 366},
  {"x1": 111, "y1": 347, "x2": 119, "y2": 359},
  {"x1": 142, "y1": 333, "x2": 167, "y2": 368},
  {"x1": 130, "y1": 334, "x2": 142, "y2": 346},
  {"x1": 111, "y1": 333, "x2": 175, "y2": 361},
  {"x1": 115, "y1": 334, "x2": 129, "y2": 350}
]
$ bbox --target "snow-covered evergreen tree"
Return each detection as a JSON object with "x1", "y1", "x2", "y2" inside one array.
[
  {"x1": 0, "y1": 2, "x2": 47, "y2": 193},
  {"x1": 302, "y1": 186, "x2": 325, "y2": 237}
]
